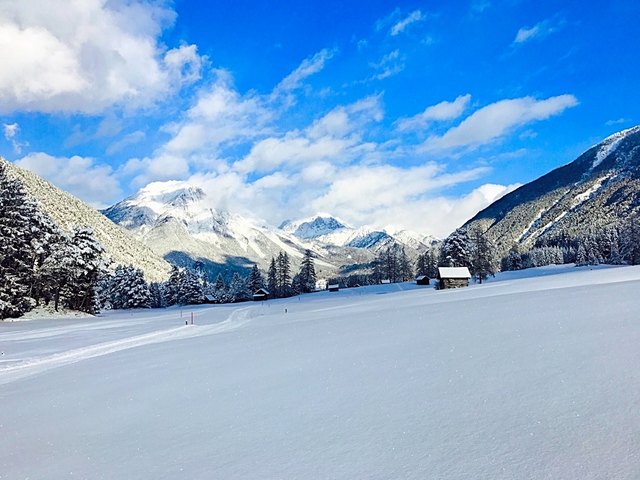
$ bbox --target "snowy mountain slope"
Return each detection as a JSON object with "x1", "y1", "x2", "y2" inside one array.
[
  {"x1": 1, "y1": 157, "x2": 171, "y2": 282},
  {"x1": 2, "y1": 265, "x2": 640, "y2": 479},
  {"x1": 104, "y1": 186, "x2": 435, "y2": 278},
  {"x1": 463, "y1": 125, "x2": 640, "y2": 258}
]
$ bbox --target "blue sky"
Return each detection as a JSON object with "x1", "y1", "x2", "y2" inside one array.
[{"x1": 0, "y1": 0, "x2": 638, "y2": 236}]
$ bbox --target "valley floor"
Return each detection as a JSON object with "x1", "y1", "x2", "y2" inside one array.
[{"x1": 1, "y1": 265, "x2": 639, "y2": 479}]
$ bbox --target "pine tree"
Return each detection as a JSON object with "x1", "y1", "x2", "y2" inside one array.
[
  {"x1": 163, "y1": 266, "x2": 181, "y2": 306},
  {"x1": 247, "y1": 264, "x2": 264, "y2": 293},
  {"x1": 277, "y1": 252, "x2": 291, "y2": 297},
  {"x1": 212, "y1": 273, "x2": 227, "y2": 303},
  {"x1": 469, "y1": 227, "x2": 496, "y2": 283},
  {"x1": 63, "y1": 228, "x2": 105, "y2": 313},
  {"x1": 0, "y1": 164, "x2": 49, "y2": 318},
  {"x1": 228, "y1": 272, "x2": 250, "y2": 302},
  {"x1": 620, "y1": 215, "x2": 640, "y2": 265},
  {"x1": 267, "y1": 258, "x2": 278, "y2": 298},
  {"x1": 398, "y1": 246, "x2": 413, "y2": 281},
  {"x1": 298, "y1": 249, "x2": 317, "y2": 293},
  {"x1": 179, "y1": 269, "x2": 204, "y2": 305},
  {"x1": 149, "y1": 282, "x2": 165, "y2": 308},
  {"x1": 441, "y1": 229, "x2": 471, "y2": 268}
]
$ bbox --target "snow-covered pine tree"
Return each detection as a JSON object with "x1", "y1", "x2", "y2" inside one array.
[
  {"x1": 178, "y1": 269, "x2": 204, "y2": 305},
  {"x1": 441, "y1": 229, "x2": 472, "y2": 268},
  {"x1": 228, "y1": 272, "x2": 250, "y2": 303},
  {"x1": 163, "y1": 266, "x2": 181, "y2": 306},
  {"x1": 210, "y1": 273, "x2": 226, "y2": 303},
  {"x1": 620, "y1": 215, "x2": 640, "y2": 265},
  {"x1": 149, "y1": 282, "x2": 165, "y2": 308},
  {"x1": 63, "y1": 228, "x2": 105, "y2": 313},
  {"x1": 0, "y1": 163, "x2": 51, "y2": 318},
  {"x1": 298, "y1": 249, "x2": 317, "y2": 293},
  {"x1": 247, "y1": 264, "x2": 264, "y2": 293}
]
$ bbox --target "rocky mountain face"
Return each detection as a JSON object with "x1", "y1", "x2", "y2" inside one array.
[
  {"x1": 1, "y1": 157, "x2": 171, "y2": 282},
  {"x1": 103, "y1": 183, "x2": 436, "y2": 278},
  {"x1": 462, "y1": 126, "x2": 640, "y2": 259}
]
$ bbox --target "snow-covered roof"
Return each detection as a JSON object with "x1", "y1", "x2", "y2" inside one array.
[
  {"x1": 254, "y1": 288, "x2": 269, "y2": 295},
  {"x1": 328, "y1": 284, "x2": 340, "y2": 289},
  {"x1": 416, "y1": 275, "x2": 428, "y2": 280},
  {"x1": 438, "y1": 267, "x2": 471, "y2": 279}
]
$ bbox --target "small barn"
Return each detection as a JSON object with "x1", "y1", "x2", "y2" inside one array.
[
  {"x1": 202, "y1": 294, "x2": 216, "y2": 304},
  {"x1": 416, "y1": 275, "x2": 430, "y2": 286},
  {"x1": 252, "y1": 288, "x2": 270, "y2": 301},
  {"x1": 437, "y1": 267, "x2": 471, "y2": 289},
  {"x1": 328, "y1": 284, "x2": 340, "y2": 292},
  {"x1": 380, "y1": 279, "x2": 391, "y2": 284}
]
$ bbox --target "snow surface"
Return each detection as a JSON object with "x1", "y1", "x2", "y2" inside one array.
[{"x1": 2, "y1": 265, "x2": 640, "y2": 479}]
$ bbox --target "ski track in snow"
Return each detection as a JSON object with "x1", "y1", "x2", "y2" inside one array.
[{"x1": 0, "y1": 306, "x2": 254, "y2": 385}]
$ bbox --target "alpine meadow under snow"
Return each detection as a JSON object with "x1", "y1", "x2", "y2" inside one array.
[{"x1": 1, "y1": 265, "x2": 640, "y2": 479}]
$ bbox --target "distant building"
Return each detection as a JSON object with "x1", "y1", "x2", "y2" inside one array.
[
  {"x1": 416, "y1": 275, "x2": 430, "y2": 286},
  {"x1": 328, "y1": 284, "x2": 340, "y2": 292},
  {"x1": 437, "y1": 267, "x2": 471, "y2": 289},
  {"x1": 253, "y1": 288, "x2": 270, "y2": 301},
  {"x1": 202, "y1": 294, "x2": 216, "y2": 304},
  {"x1": 380, "y1": 279, "x2": 391, "y2": 284}
]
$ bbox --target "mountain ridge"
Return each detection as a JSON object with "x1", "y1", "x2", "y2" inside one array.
[{"x1": 462, "y1": 125, "x2": 640, "y2": 259}]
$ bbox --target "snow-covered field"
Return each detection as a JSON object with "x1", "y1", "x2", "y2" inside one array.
[{"x1": 1, "y1": 265, "x2": 640, "y2": 479}]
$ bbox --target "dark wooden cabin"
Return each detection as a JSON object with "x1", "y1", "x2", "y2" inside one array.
[
  {"x1": 253, "y1": 288, "x2": 270, "y2": 301},
  {"x1": 437, "y1": 267, "x2": 471, "y2": 289},
  {"x1": 416, "y1": 275, "x2": 430, "y2": 285}
]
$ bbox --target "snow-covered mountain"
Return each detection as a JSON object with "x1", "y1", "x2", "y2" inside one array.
[
  {"x1": 462, "y1": 125, "x2": 640, "y2": 259},
  {"x1": 1, "y1": 157, "x2": 171, "y2": 281},
  {"x1": 281, "y1": 215, "x2": 436, "y2": 251},
  {"x1": 104, "y1": 187, "x2": 436, "y2": 278},
  {"x1": 103, "y1": 181, "x2": 338, "y2": 276}
]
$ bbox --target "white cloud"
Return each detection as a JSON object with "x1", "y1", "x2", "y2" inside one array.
[
  {"x1": 15, "y1": 152, "x2": 122, "y2": 208},
  {"x1": 368, "y1": 50, "x2": 405, "y2": 81},
  {"x1": 513, "y1": 17, "x2": 564, "y2": 45},
  {"x1": 390, "y1": 10, "x2": 424, "y2": 36},
  {"x1": 274, "y1": 48, "x2": 335, "y2": 93},
  {"x1": 605, "y1": 118, "x2": 628, "y2": 126},
  {"x1": 0, "y1": 0, "x2": 202, "y2": 114},
  {"x1": 3, "y1": 122, "x2": 27, "y2": 153},
  {"x1": 396, "y1": 94, "x2": 471, "y2": 132},
  {"x1": 421, "y1": 94, "x2": 578, "y2": 152}
]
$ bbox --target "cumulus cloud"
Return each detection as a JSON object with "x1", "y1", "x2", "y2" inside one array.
[
  {"x1": 390, "y1": 10, "x2": 424, "y2": 36},
  {"x1": 0, "y1": 0, "x2": 202, "y2": 113},
  {"x1": 15, "y1": 152, "x2": 122, "y2": 208},
  {"x1": 421, "y1": 94, "x2": 578, "y2": 152},
  {"x1": 396, "y1": 94, "x2": 471, "y2": 132}
]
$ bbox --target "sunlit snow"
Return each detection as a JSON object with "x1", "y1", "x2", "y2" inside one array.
[{"x1": 1, "y1": 265, "x2": 639, "y2": 479}]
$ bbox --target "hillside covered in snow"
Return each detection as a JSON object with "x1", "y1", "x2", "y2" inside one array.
[{"x1": 1, "y1": 157, "x2": 171, "y2": 282}]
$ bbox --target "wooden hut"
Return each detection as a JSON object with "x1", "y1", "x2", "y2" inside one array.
[
  {"x1": 328, "y1": 284, "x2": 340, "y2": 292},
  {"x1": 416, "y1": 275, "x2": 430, "y2": 286},
  {"x1": 437, "y1": 267, "x2": 471, "y2": 289},
  {"x1": 252, "y1": 288, "x2": 270, "y2": 301},
  {"x1": 202, "y1": 294, "x2": 216, "y2": 304}
]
